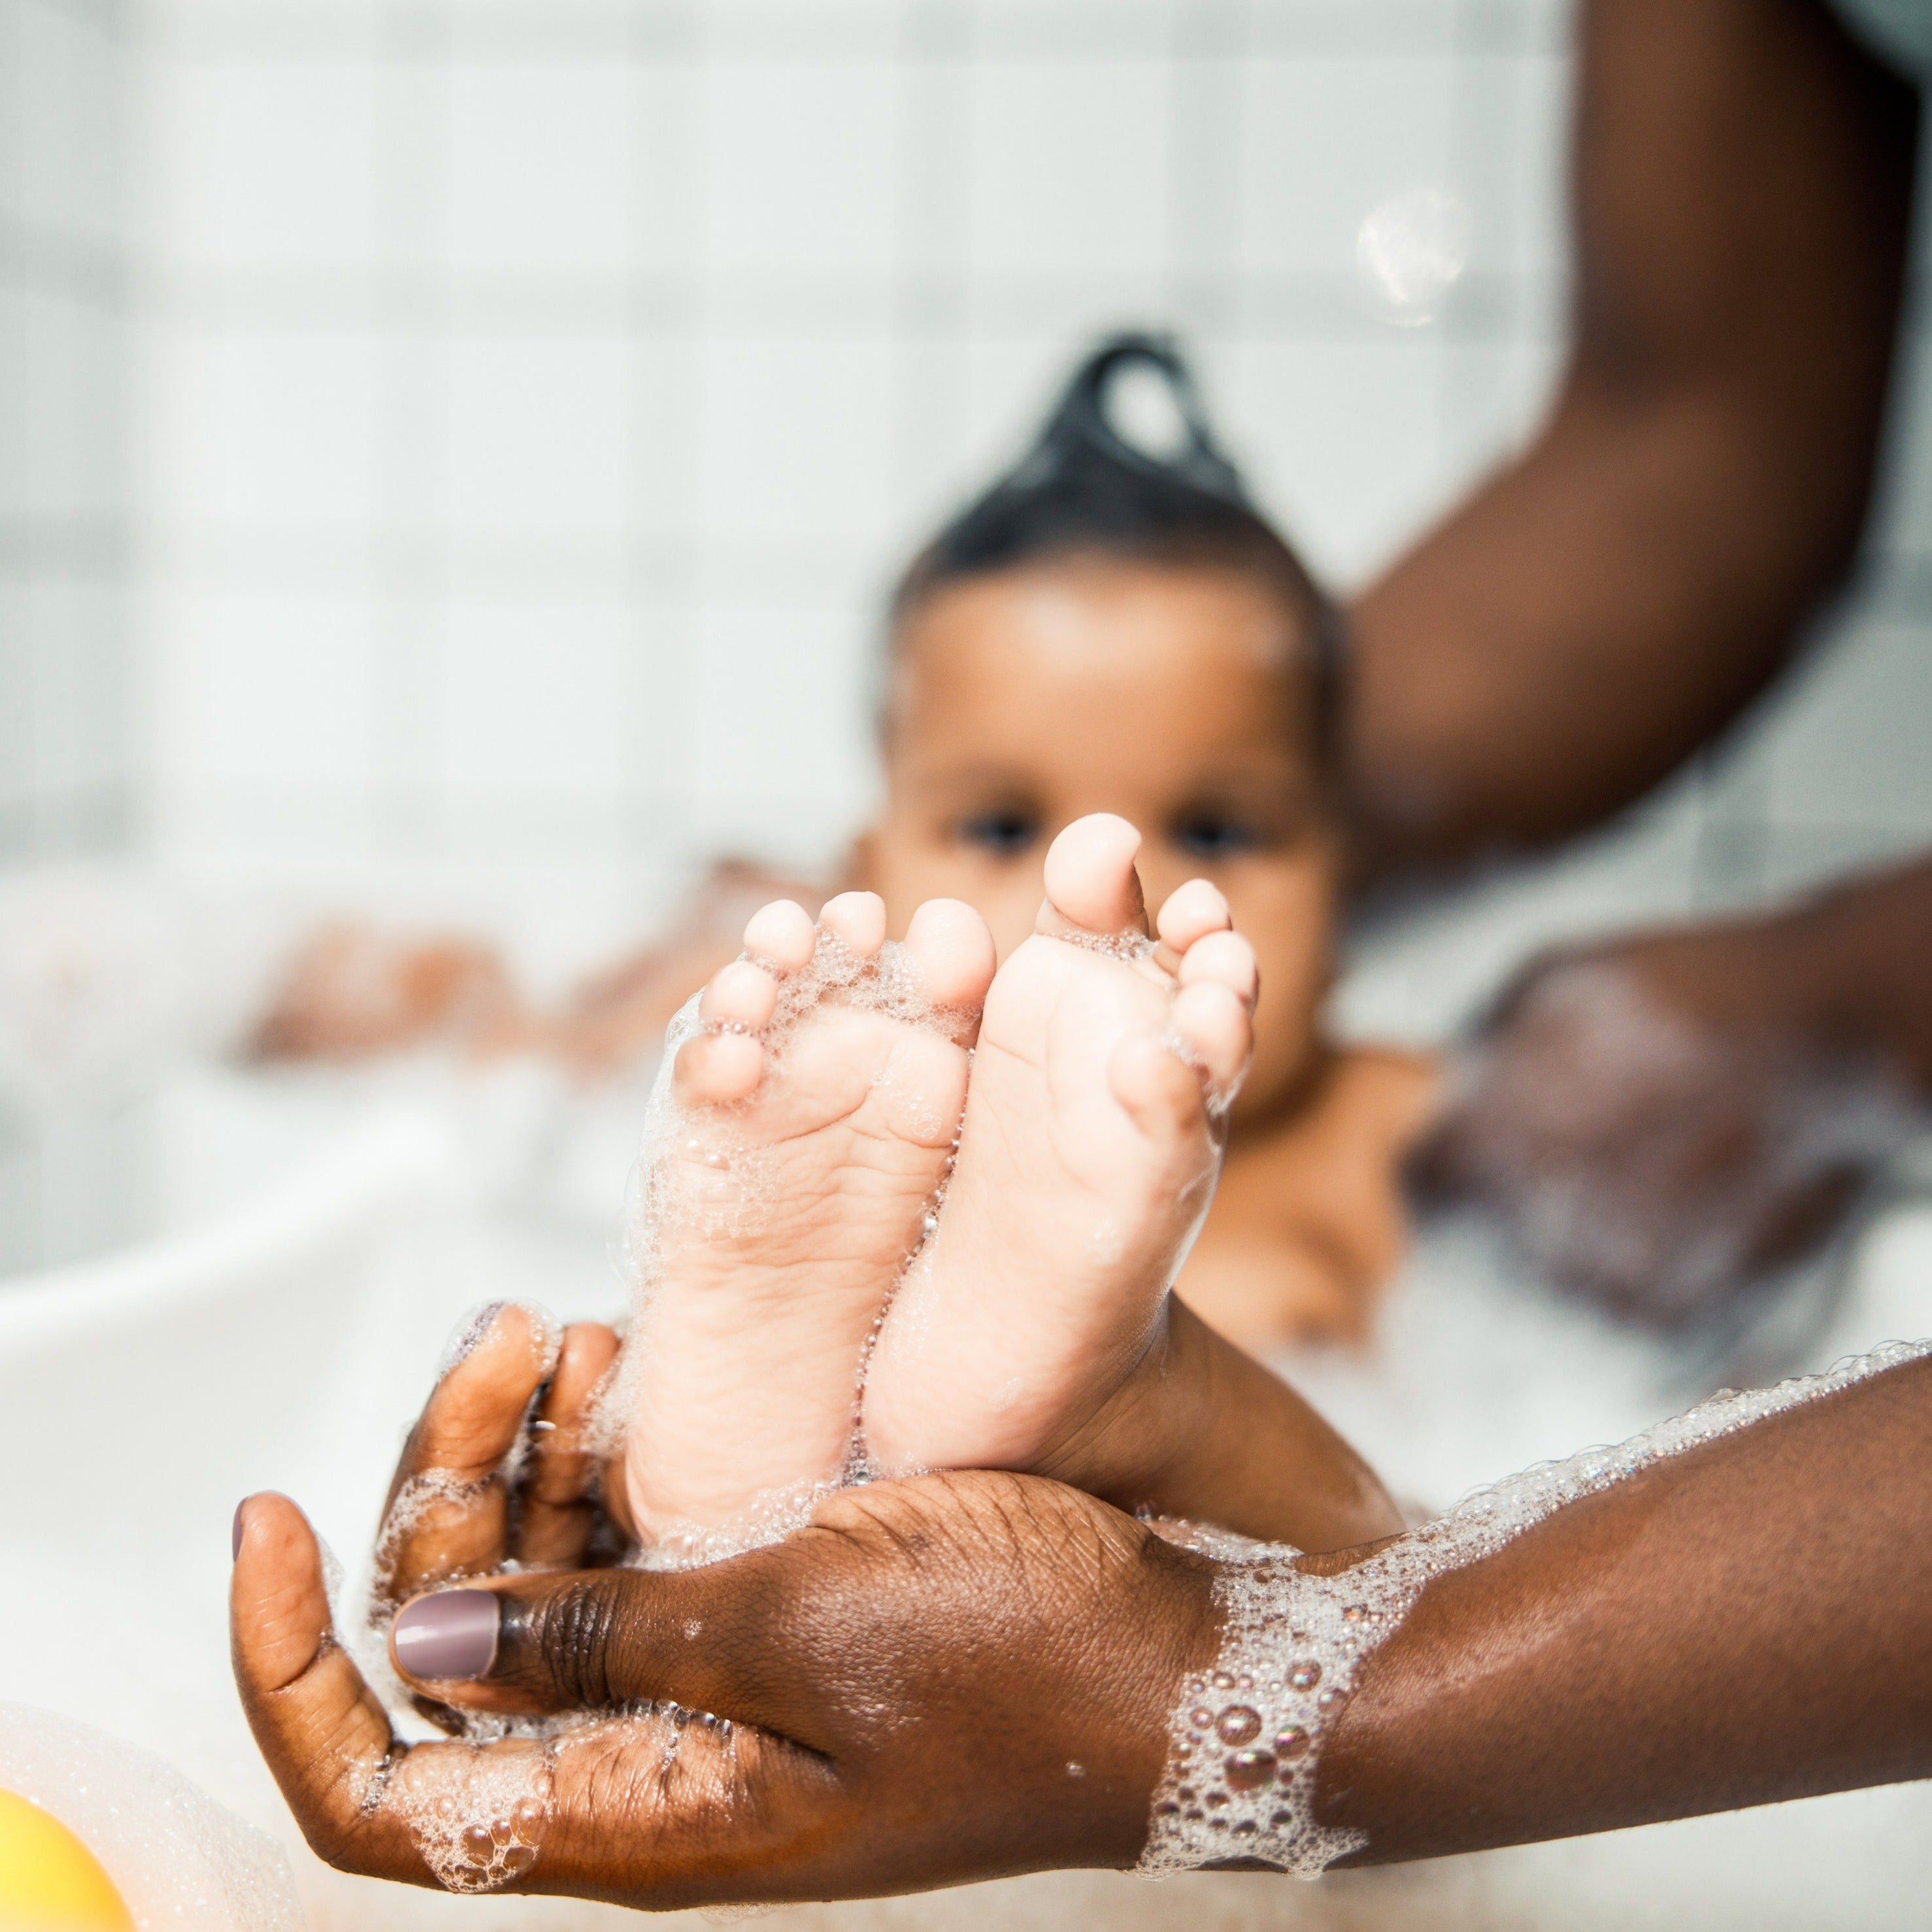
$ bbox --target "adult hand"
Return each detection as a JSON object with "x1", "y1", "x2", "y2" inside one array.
[
  {"x1": 233, "y1": 1479, "x2": 1216, "y2": 1906},
  {"x1": 1410, "y1": 908, "x2": 1920, "y2": 1327},
  {"x1": 231, "y1": 1305, "x2": 1222, "y2": 1907}
]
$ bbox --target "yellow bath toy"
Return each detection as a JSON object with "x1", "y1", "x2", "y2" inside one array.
[{"x1": 0, "y1": 1788, "x2": 134, "y2": 1928}]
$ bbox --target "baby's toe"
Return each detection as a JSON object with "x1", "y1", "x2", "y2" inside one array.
[
  {"x1": 675, "y1": 1029, "x2": 764, "y2": 1105},
  {"x1": 1171, "y1": 978, "x2": 1252, "y2": 1103},
  {"x1": 1178, "y1": 929, "x2": 1258, "y2": 1009},
  {"x1": 819, "y1": 890, "x2": 888, "y2": 958},
  {"x1": 1039, "y1": 814, "x2": 1149, "y2": 937},
  {"x1": 699, "y1": 958, "x2": 778, "y2": 1031},
  {"x1": 742, "y1": 899, "x2": 817, "y2": 971},
  {"x1": 1155, "y1": 878, "x2": 1232, "y2": 953},
  {"x1": 903, "y1": 898, "x2": 997, "y2": 1010}
]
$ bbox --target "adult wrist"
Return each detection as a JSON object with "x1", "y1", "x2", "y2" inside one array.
[
  {"x1": 1160, "y1": 1303, "x2": 1405, "y2": 1551},
  {"x1": 1133, "y1": 1337, "x2": 1932, "y2": 1879},
  {"x1": 1053, "y1": 1299, "x2": 1345, "y2": 1549},
  {"x1": 1776, "y1": 860, "x2": 1932, "y2": 1086}
]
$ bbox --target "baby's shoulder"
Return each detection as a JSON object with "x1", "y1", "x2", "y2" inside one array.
[{"x1": 1305, "y1": 1042, "x2": 1443, "y2": 1158}]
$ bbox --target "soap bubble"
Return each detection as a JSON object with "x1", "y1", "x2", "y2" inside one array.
[
  {"x1": 1356, "y1": 186, "x2": 1472, "y2": 325},
  {"x1": 1215, "y1": 1705, "x2": 1261, "y2": 1745}
]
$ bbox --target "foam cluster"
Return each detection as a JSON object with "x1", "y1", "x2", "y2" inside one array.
[
  {"x1": 1448, "y1": 961, "x2": 1923, "y2": 1325},
  {"x1": 379, "y1": 1740, "x2": 554, "y2": 1892},
  {"x1": 1137, "y1": 1335, "x2": 1932, "y2": 1878},
  {"x1": 1057, "y1": 927, "x2": 1158, "y2": 966},
  {"x1": 620, "y1": 1473, "x2": 854, "y2": 1573},
  {"x1": 0, "y1": 1702, "x2": 305, "y2": 1929},
  {"x1": 373, "y1": 1704, "x2": 752, "y2": 1895}
]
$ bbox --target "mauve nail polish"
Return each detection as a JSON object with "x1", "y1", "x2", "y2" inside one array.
[
  {"x1": 392, "y1": 1590, "x2": 501, "y2": 1681},
  {"x1": 231, "y1": 1503, "x2": 245, "y2": 1561}
]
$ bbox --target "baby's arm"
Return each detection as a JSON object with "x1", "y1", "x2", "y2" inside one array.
[
  {"x1": 249, "y1": 921, "x2": 525, "y2": 1062},
  {"x1": 1181, "y1": 1044, "x2": 1442, "y2": 1353},
  {"x1": 248, "y1": 858, "x2": 841, "y2": 1071}
]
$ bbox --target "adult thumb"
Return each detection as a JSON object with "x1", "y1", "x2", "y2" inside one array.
[{"x1": 389, "y1": 1549, "x2": 810, "y2": 1739}]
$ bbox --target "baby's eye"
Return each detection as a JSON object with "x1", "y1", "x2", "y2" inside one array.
[
  {"x1": 1171, "y1": 812, "x2": 1267, "y2": 859},
  {"x1": 956, "y1": 808, "x2": 1042, "y2": 858}
]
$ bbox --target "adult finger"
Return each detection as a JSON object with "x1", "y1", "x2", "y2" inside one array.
[
  {"x1": 233, "y1": 1493, "x2": 841, "y2": 1901},
  {"x1": 390, "y1": 1472, "x2": 1214, "y2": 1769},
  {"x1": 510, "y1": 1322, "x2": 623, "y2": 1570},
  {"x1": 388, "y1": 1538, "x2": 810, "y2": 1734},
  {"x1": 373, "y1": 1301, "x2": 558, "y2": 1612},
  {"x1": 229, "y1": 1493, "x2": 421, "y2": 1880}
]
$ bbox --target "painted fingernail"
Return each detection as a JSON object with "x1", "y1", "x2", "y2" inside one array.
[
  {"x1": 392, "y1": 1589, "x2": 501, "y2": 1682},
  {"x1": 231, "y1": 1501, "x2": 246, "y2": 1561}
]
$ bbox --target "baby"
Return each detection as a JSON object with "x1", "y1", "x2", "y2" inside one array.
[
  {"x1": 612, "y1": 337, "x2": 1422, "y2": 1554},
  {"x1": 853, "y1": 334, "x2": 1437, "y2": 1352},
  {"x1": 256, "y1": 336, "x2": 1437, "y2": 1357}
]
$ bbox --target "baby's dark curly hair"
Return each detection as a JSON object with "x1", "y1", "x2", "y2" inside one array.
[{"x1": 888, "y1": 331, "x2": 1342, "y2": 761}]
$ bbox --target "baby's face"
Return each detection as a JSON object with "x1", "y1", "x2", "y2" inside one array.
[{"x1": 867, "y1": 558, "x2": 1337, "y2": 1125}]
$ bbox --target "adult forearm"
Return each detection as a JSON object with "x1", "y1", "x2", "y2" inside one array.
[
  {"x1": 1344, "y1": 0, "x2": 1916, "y2": 873},
  {"x1": 1321, "y1": 1350, "x2": 1932, "y2": 1861},
  {"x1": 1346, "y1": 376, "x2": 1843, "y2": 862},
  {"x1": 1544, "y1": 848, "x2": 1932, "y2": 1086}
]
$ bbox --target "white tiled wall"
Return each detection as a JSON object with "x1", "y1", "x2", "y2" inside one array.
[
  {"x1": 131, "y1": 0, "x2": 1575, "y2": 878},
  {"x1": 5, "y1": 0, "x2": 1929, "y2": 945},
  {"x1": 0, "y1": 0, "x2": 136, "y2": 859}
]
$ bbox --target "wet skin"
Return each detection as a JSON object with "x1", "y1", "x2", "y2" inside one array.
[
  {"x1": 234, "y1": 1307, "x2": 1225, "y2": 1905},
  {"x1": 620, "y1": 889, "x2": 997, "y2": 1549},
  {"x1": 1414, "y1": 854, "x2": 1932, "y2": 1325},
  {"x1": 618, "y1": 815, "x2": 1396, "y2": 1552},
  {"x1": 233, "y1": 1320, "x2": 1932, "y2": 1903}
]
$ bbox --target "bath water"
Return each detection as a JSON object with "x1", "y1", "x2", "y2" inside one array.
[{"x1": 0, "y1": 1703, "x2": 305, "y2": 1930}]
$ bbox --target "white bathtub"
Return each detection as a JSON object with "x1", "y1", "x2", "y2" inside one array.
[
  {"x1": 0, "y1": 1094, "x2": 647, "y2": 1929},
  {"x1": 1, "y1": 1078, "x2": 1929, "y2": 1931}
]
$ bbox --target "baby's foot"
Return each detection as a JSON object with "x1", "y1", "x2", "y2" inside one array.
[
  {"x1": 621, "y1": 890, "x2": 995, "y2": 1558},
  {"x1": 863, "y1": 816, "x2": 1255, "y2": 1481}
]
